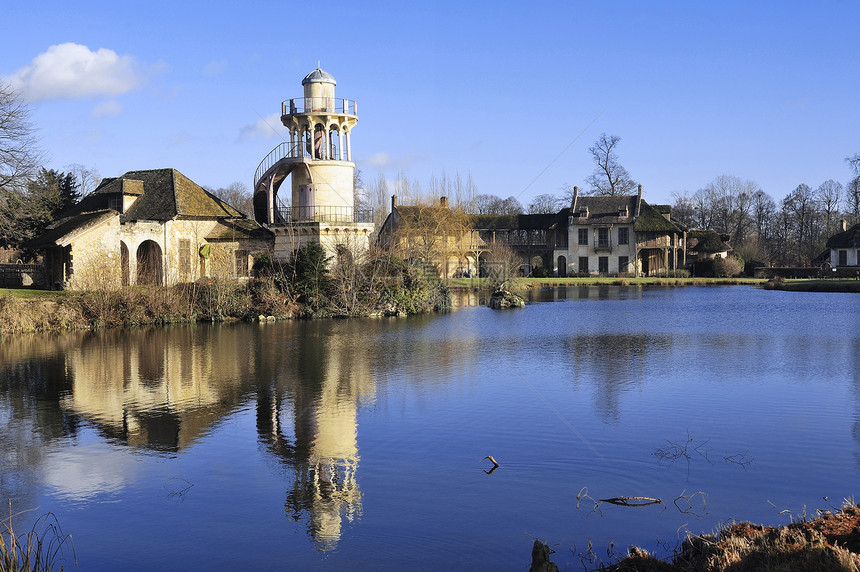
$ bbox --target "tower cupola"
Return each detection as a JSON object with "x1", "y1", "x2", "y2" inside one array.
[{"x1": 302, "y1": 67, "x2": 337, "y2": 103}]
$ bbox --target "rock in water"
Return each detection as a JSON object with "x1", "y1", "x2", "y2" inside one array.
[
  {"x1": 529, "y1": 540, "x2": 559, "y2": 572},
  {"x1": 489, "y1": 289, "x2": 525, "y2": 309}
]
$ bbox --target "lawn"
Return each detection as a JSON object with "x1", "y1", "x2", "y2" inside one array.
[{"x1": 0, "y1": 287, "x2": 66, "y2": 299}]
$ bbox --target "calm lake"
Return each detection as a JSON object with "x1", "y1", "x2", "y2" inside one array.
[{"x1": 1, "y1": 286, "x2": 858, "y2": 570}]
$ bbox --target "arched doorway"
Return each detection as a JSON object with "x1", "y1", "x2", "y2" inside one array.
[
  {"x1": 557, "y1": 255, "x2": 567, "y2": 277},
  {"x1": 136, "y1": 240, "x2": 163, "y2": 285}
]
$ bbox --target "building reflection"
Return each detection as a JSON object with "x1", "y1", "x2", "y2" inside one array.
[
  {"x1": 60, "y1": 326, "x2": 250, "y2": 451},
  {"x1": 255, "y1": 323, "x2": 376, "y2": 551},
  {"x1": 0, "y1": 322, "x2": 377, "y2": 550}
]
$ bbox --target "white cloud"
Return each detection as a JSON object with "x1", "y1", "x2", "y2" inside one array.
[
  {"x1": 202, "y1": 59, "x2": 228, "y2": 77},
  {"x1": 6, "y1": 43, "x2": 143, "y2": 101},
  {"x1": 238, "y1": 113, "x2": 288, "y2": 141},
  {"x1": 92, "y1": 100, "x2": 123, "y2": 118},
  {"x1": 364, "y1": 152, "x2": 392, "y2": 170},
  {"x1": 361, "y1": 152, "x2": 422, "y2": 172}
]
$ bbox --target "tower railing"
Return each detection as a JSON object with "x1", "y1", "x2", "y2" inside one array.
[
  {"x1": 276, "y1": 205, "x2": 373, "y2": 224},
  {"x1": 255, "y1": 137, "x2": 355, "y2": 188},
  {"x1": 282, "y1": 98, "x2": 357, "y2": 116}
]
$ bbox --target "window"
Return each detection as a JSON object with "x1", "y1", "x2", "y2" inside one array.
[
  {"x1": 597, "y1": 228, "x2": 610, "y2": 248},
  {"x1": 178, "y1": 239, "x2": 191, "y2": 280},
  {"x1": 578, "y1": 228, "x2": 588, "y2": 245},
  {"x1": 578, "y1": 257, "x2": 589, "y2": 275},
  {"x1": 618, "y1": 227, "x2": 629, "y2": 245},
  {"x1": 838, "y1": 250, "x2": 848, "y2": 266},
  {"x1": 235, "y1": 250, "x2": 249, "y2": 277},
  {"x1": 109, "y1": 196, "x2": 123, "y2": 212},
  {"x1": 599, "y1": 256, "x2": 608, "y2": 274},
  {"x1": 619, "y1": 256, "x2": 629, "y2": 273}
]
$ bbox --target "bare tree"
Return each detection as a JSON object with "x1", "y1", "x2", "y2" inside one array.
[
  {"x1": 846, "y1": 177, "x2": 860, "y2": 225},
  {"x1": 0, "y1": 81, "x2": 42, "y2": 192},
  {"x1": 816, "y1": 179, "x2": 842, "y2": 234},
  {"x1": 780, "y1": 183, "x2": 821, "y2": 265},
  {"x1": 670, "y1": 191, "x2": 696, "y2": 228},
  {"x1": 691, "y1": 175, "x2": 758, "y2": 246},
  {"x1": 527, "y1": 193, "x2": 563, "y2": 214},
  {"x1": 207, "y1": 182, "x2": 253, "y2": 218},
  {"x1": 473, "y1": 193, "x2": 523, "y2": 215},
  {"x1": 388, "y1": 199, "x2": 473, "y2": 276},
  {"x1": 585, "y1": 133, "x2": 636, "y2": 196},
  {"x1": 483, "y1": 240, "x2": 522, "y2": 289},
  {"x1": 372, "y1": 171, "x2": 389, "y2": 226},
  {"x1": 847, "y1": 154, "x2": 860, "y2": 224},
  {"x1": 353, "y1": 168, "x2": 367, "y2": 214},
  {"x1": 65, "y1": 163, "x2": 101, "y2": 197},
  {"x1": 751, "y1": 189, "x2": 777, "y2": 243}
]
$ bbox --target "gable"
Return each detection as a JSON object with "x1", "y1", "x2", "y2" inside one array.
[{"x1": 24, "y1": 210, "x2": 118, "y2": 248}]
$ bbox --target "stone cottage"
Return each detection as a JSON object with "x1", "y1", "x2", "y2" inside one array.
[{"x1": 27, "y1": 168, "x2": 272, "y2": 290}]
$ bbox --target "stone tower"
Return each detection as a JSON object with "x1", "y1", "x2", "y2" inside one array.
[{"x1": 253, "y1": 67, "x2": 374, "y2": 259}]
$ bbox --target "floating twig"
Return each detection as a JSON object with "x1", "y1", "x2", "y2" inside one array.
[
  {"x1": 482, "y1": 455, "x2": 500, "y2": 474},
  {"x1": 674, "y1": 490, "x2": 708, "y2": 518},
  {"x1": 482, "y1": 455, "x2": 499, "y2": 468}
]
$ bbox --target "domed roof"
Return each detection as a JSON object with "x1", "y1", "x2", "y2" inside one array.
[{"x1": 302, "y1": 67, "x2": 336, "y2": 86}]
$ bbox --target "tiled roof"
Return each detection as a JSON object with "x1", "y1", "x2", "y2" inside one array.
[
  {"x1": 471, "y1": 212, "x2": 567, "y2": 230},
  {"x1": 826, "y1": 223, "x2": 860, "y2": 248},
  {"x1": 28, "y1": 168, "x2": 268, "y2": 248},
  {"x1": 687, "y1": 230, "x2": 731, "y2": 253},
  {"x1": 570, "y1": 195, "x2": 638, "y2": 226},
  {"x1": 206, "y1": 218, "x2": 274, "y2": 240},
  {"x1": 634, "y1": 201, "x2": 682, "y2": 232},
  {"x1": 119, "y1": 168, "x2": 244, "y2": 221}
]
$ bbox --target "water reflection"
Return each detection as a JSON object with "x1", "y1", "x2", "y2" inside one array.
[
  {"x1": 0, "y1": 323, "x2": 375, "y2": 550},
  {"x1": 256, "y1": 323, "x2": 375, "y2": 551},
  {"x1": 564, "y1": 333, "x2": 671, "y2": 422}
]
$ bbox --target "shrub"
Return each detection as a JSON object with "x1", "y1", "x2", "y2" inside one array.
[{"x1": 713, "y1": 256, "x2": 743, "y2": 277}]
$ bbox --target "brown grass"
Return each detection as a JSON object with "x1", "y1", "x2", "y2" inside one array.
[
  {"x1": 604, "y1": 503, "x2": 860, "y2": 572},
  {"x1": 1, "y1": 507, "x2": 75, "y2": 571}
]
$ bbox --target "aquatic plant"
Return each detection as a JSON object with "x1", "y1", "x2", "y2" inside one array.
[{"x1": 0, "y1": 507, "x2": 75, "y2": 571}]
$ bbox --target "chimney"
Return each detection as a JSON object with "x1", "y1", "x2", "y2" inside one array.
[
  {"x1": 638, "y1": 184, "x2": 643, "y2": 201},
  {"x1": 571, "y1": 186, "x2": 579, "y2": 210},
  {"x1": 391, "y1": 194, "x2": 397, "y2": 212},
  {"x1": 440, "y1": 196, "x2": 448, "y2": 208},
  {"x1": 842, "y1": 219, "x2": 848, "y2": 232}
]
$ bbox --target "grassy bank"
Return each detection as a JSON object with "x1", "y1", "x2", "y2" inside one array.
[
  {"x1": 0, "y1": 281, "x2": 296, "y2": 335},
  {"x1": 0, "y1": 271, "x2": 452, "y2": 334},
  {"x1": 531, "y1": 502, "x2": 860, "y2": 571},
  {"x1": 606, "y1": 502, "x2": 860, "y2": 571},
  {"x1": 769, "y1": 279, "x2": 860, "y2": 293}
]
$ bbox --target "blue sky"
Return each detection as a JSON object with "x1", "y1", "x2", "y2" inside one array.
[{"x1": 3, "y1": 1, "x2": 858, "y2": 207}]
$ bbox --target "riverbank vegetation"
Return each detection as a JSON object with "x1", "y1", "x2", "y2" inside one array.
[
  {"x1": 531, "y1": 501, "x2": 860, "y2": 571},
  {"x1": 612, "y1": 501, "x2": 860, "y2": 571},
  {"x1": 0, "y1": 241, "x2": 454, "y2": 334},
  {"x1": 4, "y1": 273, "x2": 858, "y2": 335}
]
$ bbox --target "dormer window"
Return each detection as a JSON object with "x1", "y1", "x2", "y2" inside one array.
[
  {"x1": 109, "y1": 196, "x2": 123, "y2": 213},
  {"x1": 579, "y1": 207, "x2": 589, "y2": 218}
]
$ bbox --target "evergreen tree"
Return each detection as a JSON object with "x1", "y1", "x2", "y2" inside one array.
[{"x1": 290, "y1": 242, "x2": 331, "y2": 310}]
